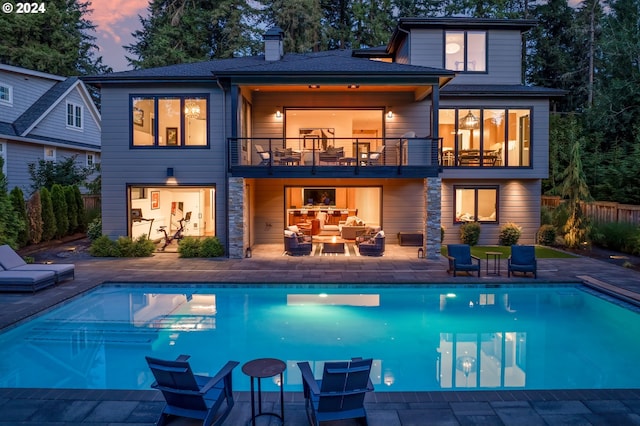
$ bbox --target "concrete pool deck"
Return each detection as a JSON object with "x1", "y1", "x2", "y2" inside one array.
[{"x1": 1, "y1": 242, "x2": 640, "y2": 425}]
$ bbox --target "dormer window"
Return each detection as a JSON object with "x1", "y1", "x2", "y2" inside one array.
[{"x1": 445, "y1": 31, "x2": 486, "y2": 72}]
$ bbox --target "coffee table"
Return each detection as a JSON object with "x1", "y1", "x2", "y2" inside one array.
[{"x1": 322, "y1": 242, "x2": 345, "y2": 254}]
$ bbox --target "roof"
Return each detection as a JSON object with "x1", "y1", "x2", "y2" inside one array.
[
  {"x1": 81, "y1": 49, "x2": 454, "y2": 84},
  {"x1": 441, "y1": 84, "x2": 567, "y2": 97}
]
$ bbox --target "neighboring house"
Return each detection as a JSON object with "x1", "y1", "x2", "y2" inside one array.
[
  {"x1": 0, "y1": 64, "x2": 101, "y2": 194},
  {"x1": 82, "y1": 17, "x2": 563, "y2": 258}
]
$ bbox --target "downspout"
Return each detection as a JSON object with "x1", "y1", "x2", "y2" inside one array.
[{"x1": 215, "y1": 77, "x2": 230, "y2": 258}]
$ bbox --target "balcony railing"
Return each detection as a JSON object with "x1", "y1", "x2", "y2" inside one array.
[{"x1": 228, "y1": 137, "x2": 441, "y2": 171}]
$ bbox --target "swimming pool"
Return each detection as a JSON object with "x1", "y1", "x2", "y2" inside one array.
[{"x1": 1, "y1": 284, "x2": 639, "y2": 392}]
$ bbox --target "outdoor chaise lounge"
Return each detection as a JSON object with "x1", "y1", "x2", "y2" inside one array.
[
  {"x1": 446, "y1": 244, "x2": 481, "y2": 277},
  {"x1": 508, "y1": 245, "x2": 537, "y2": 278},
  {"x1": 0, "y1": 265, "x2": 56, "y2": 293},
  {"x1": 297, "y1": 358, "x2": 374, "y2": 426},
  {"x1": 0, "y1": 244, "x2": 75, "y2": 283},
  {"x1": 145, "y1": 354, "x2": 239, "y2": 426}
]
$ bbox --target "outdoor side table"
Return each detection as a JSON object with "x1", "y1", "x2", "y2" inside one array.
[
  {"x1": 242, "y1": 358, "x2": 286, "y2": 426},
  {"x1": 485, "y1": 251, "x2": 502, "y2": 276}
]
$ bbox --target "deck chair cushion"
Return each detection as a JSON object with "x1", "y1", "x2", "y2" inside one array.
[{"x1": 0, "y1": 244, "x2": 75, "y2": 283}]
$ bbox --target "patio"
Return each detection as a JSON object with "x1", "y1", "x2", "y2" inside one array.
[{"x1": 1, "y1": 240, "x2": 640, "y2": 425}]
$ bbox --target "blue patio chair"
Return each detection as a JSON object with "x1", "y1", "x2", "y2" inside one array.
[
  {"x1": 297, "y1": 358, "x2": 374, "y2": 426},
  {"x1": 446, "y1": 244, "x2": 481, "y2": 277},
  {"x1": 508, "y1": 245, "x2": 537, "y2": 278},
  {"x1": 145, "y1": 355, "x2": 239, "y2": 426}
]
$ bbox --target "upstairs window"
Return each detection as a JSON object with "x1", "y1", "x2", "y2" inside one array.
[
  {"x1": 0, "y1": 83, "x2": 12, "y2": 105},
  {"x1": 131, "y1": 95, "x2": 208, "y2": 147},
  {"x1": 445, "y1": 31, "x2": 486, "y2": 72},
  {"x1": 66, "y1": 102, "x2": 83, "y2": 129}
]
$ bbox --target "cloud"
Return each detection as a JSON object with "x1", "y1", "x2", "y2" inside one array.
[{"x1": 89, "y1": 0, "x2": 148, "y2": 44}]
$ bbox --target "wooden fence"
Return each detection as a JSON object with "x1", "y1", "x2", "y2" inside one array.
[
  {"x1": 82, "y1": 194, "x2": 101, "y2": 211},
  {"x1": 541, "y1": 196, "x2": 640, "y2": 225}
]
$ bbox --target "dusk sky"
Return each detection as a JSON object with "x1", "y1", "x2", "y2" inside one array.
[{"x1": 91, "y1": 0, "x2": 148, "y2": 71}]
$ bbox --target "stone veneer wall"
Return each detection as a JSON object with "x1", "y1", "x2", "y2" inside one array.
[
  {"x1": 424, "y1": 177, "x2": 442, "y2": 259},
  {"x1": 228, "y1": 177, "x2": 245, "y2": 259}
]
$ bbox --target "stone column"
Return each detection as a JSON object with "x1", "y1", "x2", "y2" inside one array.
[
  {"x1": 424, "y1": 177, "x2": 442, "y2": 259},
  {"x1": 227, "y1": 177, "x2": 245, "y2": 259}
]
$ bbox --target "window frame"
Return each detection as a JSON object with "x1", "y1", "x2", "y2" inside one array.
[
  {"x1": 44, "y1": 147, "x2": 56, "y2": 162},
  {"x1": 0, "y1": 83, "x2": 12, "y2": 106},
  {"x1": 444, "y1": 30, "x2": 487, "y2": 73},
  {"x1": 86, "y1": 152, "x2": 99, "y2": 167},
  {"x1": 439, "y1": 107, "x2": 532, "y2": 167},
  {"x1": 130, "y1": 94, "x2": 210, "y2": 149},
  {"x1": 66, "y1": 101, "x2": 83, "y2": 130},
  {"x1": 453, "y1": 185, "x2": 499, "y2": 225}
]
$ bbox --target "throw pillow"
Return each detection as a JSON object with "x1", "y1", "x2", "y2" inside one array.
[{"x1": 284, "y1": 230, "x2": 295, "y2": 237}]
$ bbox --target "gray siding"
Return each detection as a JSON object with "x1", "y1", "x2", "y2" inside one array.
[
  {"x1": 409, "y1": 28, "x2": 523, "y2": 85},
  {"x1": 0, "y1": 71, "x2": 56, "y2": 122},
  {"x1": 100, "y1": 84, "x2": 228, "y2": 245},
  {"x1": 441, "y1": 179, "x2": 540, "y2": 245},
  {"x1": 30, "y1": 87, "x2": 101, "y2": 147}
]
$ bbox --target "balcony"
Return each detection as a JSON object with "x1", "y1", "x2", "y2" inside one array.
[{"x1": 228, "y1": 137, "x2": 441, "y2": 178}]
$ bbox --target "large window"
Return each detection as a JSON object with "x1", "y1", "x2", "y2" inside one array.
[
  {"x1": 131, "y1": 95, "x2": 208, "y2": 147},
  {"x1": 445, "y1": 31, "x2": 486, "y2": 72},
  {"x1": 439, "y1": 108, "x2": 531, "y2": 167},
  {"x1": 455, "y1": 186, "x2": 498, "y2": 223}
]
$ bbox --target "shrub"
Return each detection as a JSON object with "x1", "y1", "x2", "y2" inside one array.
[
  {"x1": 87, "y1": 217, "x2": 102, "y2": 241},
  {"x1": 26, "y1": 191, "x2": 43, "y2": 244},
  {"x1": 537, "y1": 224, "x2": 557, "y2": 246},
  {"x1": 498, "y1": 222, "x2": 522, "y2": 246},
  {"x1": 50, "y1": 184, "x2": 68, "y2": 239},
  {"x1": 589, "y1": 222, "x2": 639, "y2": 254},
  {"x1": 64, "y1": 186, "x2": 78, "y2": 234},
  {"x1": 552, "y1": 203, "x2": 570, "y2": 236},
  {"x1": 89, "y1": 235, "x2": 118, "y2": 257},
  {"x1": 73, "y1": 185, "x2": 87, "y2": 232},
  {"x1": 200, "y1": 237, "x2": 225, "y2": 257},
  {"x1": 540, "y1": 206, "x2": 554, "y2": 226},
  {"x1": 90, "y1": 234, "x2": 155, "y2": 257},
  {"x1": 460, "y1": 222, "x2": 481, "y2": 246},
  {"x1": 10, "y1": 187, "x2": 29, "y2": 248},
  {"x1": 440, "y1": 226, "x2": 445, "y2": 243},
  {"x1": 178, "y1": 237, "x2": 225, "y2": 258},
  {"x1": 40, "y1": 188, "x2": 56, "y2": 241}
]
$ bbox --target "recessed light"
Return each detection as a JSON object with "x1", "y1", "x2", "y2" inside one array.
[{"x1": 308, "y1": 84, "x2": 320, "y2": 89}]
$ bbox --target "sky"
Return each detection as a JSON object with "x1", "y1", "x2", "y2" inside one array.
[{"x1": 90, "y1": 0, "x2": 148, "y2": 72}]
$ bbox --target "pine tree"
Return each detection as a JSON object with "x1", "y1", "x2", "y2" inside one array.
[
  {"x1": 40, "y1": 188, "x2": 57, "y2": 242},
  {"x1": 125, "y1": 0, "x2": 262, "y2": 69},
  {"x1": 26, "y1": 192, "x2": 44, "y2": 245},
  {"x1": 73, "y1": 185, "x2": 87, "y2": 232},
  {"x1": 65, "y1": 186, "x2": 79, "y2": 235},
  {"x1": 51, "y1": 184, "x2": 69, "y2": 239},
  {"x1": 0, "y1": 158, "x2": 23, "y2": 248},
  {"x1": 0, "y1": 0, "x2": 111, "y2": 75},
  {"x1": 263, "y1": 0, "x2": 326, "y2": 53},
  {"x1": 9, "y1": 187, "x2": 29, "y2": 248}
]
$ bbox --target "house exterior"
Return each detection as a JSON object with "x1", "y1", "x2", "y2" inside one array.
[
  {"x1": 0, "y1": 64, "x2": 102, "y2": 194},
  {"x1": 82, "y1": 17, "x2": 562, "y2": 259}
]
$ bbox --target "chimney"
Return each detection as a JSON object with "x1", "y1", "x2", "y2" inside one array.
[{"x1": 264, "y1": 26, "x2": 284, "y2": 61}]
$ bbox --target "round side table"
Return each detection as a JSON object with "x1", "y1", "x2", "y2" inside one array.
[{"x1": 242, "y1": 358, "x2": 286, "y2": 426}]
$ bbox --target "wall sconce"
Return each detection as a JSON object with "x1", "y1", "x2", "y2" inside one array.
[
  {"x1": 386, "y1": 109, "x2": 393, "y2": 119},
  {"x1": 275, "y1": 109, "x2": 282, "y2": 118},
  {"x1": 166, "y1": 167, "x2": 174, "y2": 177}
]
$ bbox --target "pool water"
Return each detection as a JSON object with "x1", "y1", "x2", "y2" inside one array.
[{"x1": 1, "y1": 284, "x2": 639, "y2": 392}]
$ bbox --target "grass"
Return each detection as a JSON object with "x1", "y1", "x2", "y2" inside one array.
[{"x1": 441, "y1": 245, "x2": 576, "y2": 259}]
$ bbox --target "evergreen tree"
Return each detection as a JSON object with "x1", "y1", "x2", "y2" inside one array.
[
  {"x1": 264, "y1": 0, "x2": 325, "y2": 53},
  {"x1": 26, "y1": 192, "x2": 44, "y2": 245},
  {"x1": 0, "y1": 158, "x2": 23, "y2": 248},
  {"x1": 125, "y1": 0, "x2": 262, "y2": 69},
  {"x1": 9, "y1": 187, "x2": 29, "y2": 248},
  {"x1": 65, "y1": 186, "x2": 79, "y2": 234},
  {"x1": 351, "y1": 0, "x2": 395, "y2": 48},
  {"x1": 0, "y1": 0, "x2": 111, "y2": 75},
  {"x1": 40, "y1": 188, "x2": 57, "y2": 242},
  {"x1": 559, "y1": 115, "x2": 591, "y2": 249},
  {"x1": 51, "y1": 184, "x2": 69, "y2": 239},
  {"x1": 73, "y1": 185, "x2": 87, "y2": 232},
  {"x1": 28, "y1": 156, "x2": 93, "y2": 195}
]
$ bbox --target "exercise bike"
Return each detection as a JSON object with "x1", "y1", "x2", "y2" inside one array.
[{"x1": 157, "y1": 211, "x2": 191, "y2": 251}]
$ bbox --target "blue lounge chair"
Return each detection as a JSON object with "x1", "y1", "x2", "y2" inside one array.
[
  {"x1": 508, "y1": 245, "x2": 537, "y2": 278},
  {"x1": 297, "y1": 358, "x2": 374, "y2": 426},
  {"x1": 446, "y1": 244, "x2": 481, "y2": 277},
  {"x1": 145, "y1": 355, "x2": 239, "y2": 426},
  {"x1": 0, "y1": 244, "x2": 74, "y2": 283},
  {"x1": 0, "y1": 265, "x2": 56, "y2": 293}
]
